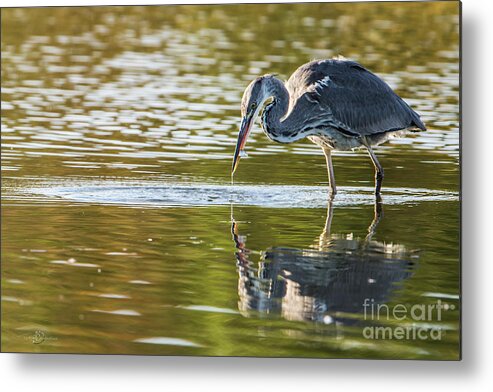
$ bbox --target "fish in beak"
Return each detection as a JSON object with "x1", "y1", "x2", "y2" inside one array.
[{"x1": 232, "y1": 113, "x2": 253, "y2": 175}]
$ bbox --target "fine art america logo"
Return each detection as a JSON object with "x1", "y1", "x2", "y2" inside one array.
[{"x1": 362, "y1": 298, "x2": 456, "y2": 341}]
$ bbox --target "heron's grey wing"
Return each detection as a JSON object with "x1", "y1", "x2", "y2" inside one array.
[{"x1": 287, "y1": 60, "x2": 426, "y2": 136}]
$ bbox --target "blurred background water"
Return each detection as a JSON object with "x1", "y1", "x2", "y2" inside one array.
[{"x1": 1, "y1": 2, "x2": 460, "y2": 359}]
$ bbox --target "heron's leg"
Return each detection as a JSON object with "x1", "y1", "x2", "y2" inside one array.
[
  {"x1": 365, "y1": 144, "x2": 384, "y2": 197},
  {"x1": 322, "y1": 147, "x2": 337, "y2": 197}
]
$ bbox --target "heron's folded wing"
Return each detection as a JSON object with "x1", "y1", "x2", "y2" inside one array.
[{"x1": 299, "y1": 60, "x2": 426, "y2": 136}]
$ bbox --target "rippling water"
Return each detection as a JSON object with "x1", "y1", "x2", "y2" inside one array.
[{"x1": 1, "y1": 3, "x2": 460, "y2": 359}]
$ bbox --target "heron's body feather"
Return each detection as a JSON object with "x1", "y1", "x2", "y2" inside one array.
[{"x1": 284, "y1": 59, "x2": 426, "y2": 144}]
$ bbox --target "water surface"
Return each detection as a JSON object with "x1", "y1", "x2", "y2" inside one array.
[{"x1": 1, "y1": 2, "x2": 460, "y2": 359}]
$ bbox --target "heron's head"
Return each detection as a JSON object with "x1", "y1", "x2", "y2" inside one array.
[{"x1": 232, "y1": 76, "x2": 273, "y2": 175}]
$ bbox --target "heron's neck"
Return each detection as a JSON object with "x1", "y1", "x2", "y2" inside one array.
[{"x1": 261, "y1": 78, "x2": 291, "y2": 142}]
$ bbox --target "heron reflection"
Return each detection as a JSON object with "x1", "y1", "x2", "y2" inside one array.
[{"x1": 231, "y1": 202, "x2": 417, "y2": 324}]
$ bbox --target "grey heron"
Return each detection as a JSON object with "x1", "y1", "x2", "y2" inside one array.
[{"x1": 232, "y1": 58, "x2": 426, "y2": 197}]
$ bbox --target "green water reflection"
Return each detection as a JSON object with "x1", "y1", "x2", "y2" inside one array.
[{"x1": 1, "y1": 2, "x2": 460, "y2": 359}]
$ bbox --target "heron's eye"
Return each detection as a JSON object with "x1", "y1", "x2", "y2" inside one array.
[{"x1": 251, "y1": 103, "x2": 257, "y2": 110}]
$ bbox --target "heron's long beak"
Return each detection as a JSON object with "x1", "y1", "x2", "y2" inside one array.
[{"x1": 232, "y1": 114, "x2": 253, "y2": 175}]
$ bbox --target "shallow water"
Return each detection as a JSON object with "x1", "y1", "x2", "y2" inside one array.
[
  {"x1": 1, "y1": 3, "x2": 460, "y2": 359},
  {"x1": 26, "y1": 180, "x2": 457, "y2": 208}
]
